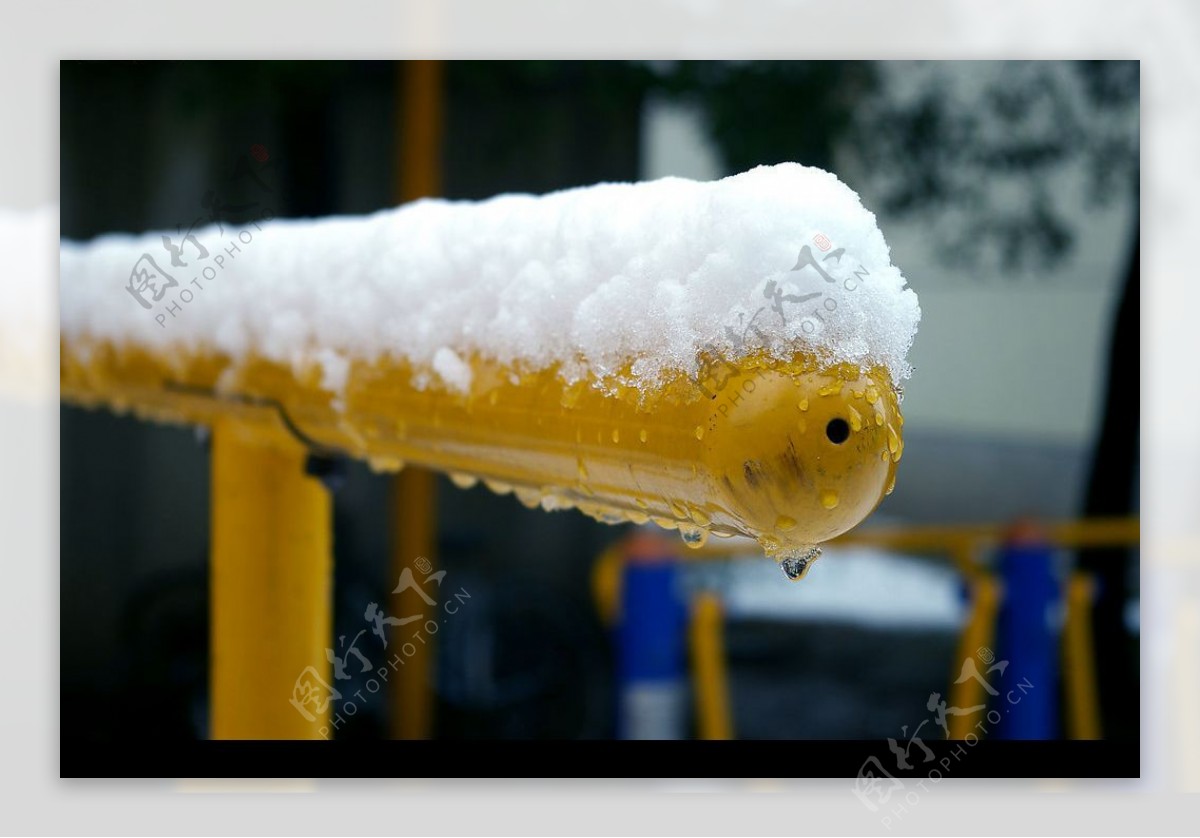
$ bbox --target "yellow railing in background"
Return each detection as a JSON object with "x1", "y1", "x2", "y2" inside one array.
[
  {"x1": 388, "y1": 58, "x2": 444, "y2": 742},
  {"x1": 689, "y1": 593, "x2": 734, "y2": 740},
  {"x1": 596, "y1": 517, "x2": 1138, "y2": 741}
]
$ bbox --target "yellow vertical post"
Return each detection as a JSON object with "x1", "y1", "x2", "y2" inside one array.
[
  {"x1": 1062, "y1": 572, "x2": 1102, "y2": 740},
  {"x1": 395, "y1": 59, "x2": 444, "y2": 201},
  {"x1": 389, "y1": 59, "x2": 444, "y2": 740},
  {"x1": 689, "y1": 592, "x2": 734, "y2": 740},
  {"x1": 389, "y1": 470, "x2": 437, "y2": 739},
  {"x1": 947, "y1": 572, "x2": 1000, "y2": 739},
  {"x1": 210, "y1": 419, "x2": 333, "y2": 739}
]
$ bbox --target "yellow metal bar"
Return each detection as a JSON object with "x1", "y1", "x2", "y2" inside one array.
[
  {"x1": 388, "y1": 58, "x2": 444, "y2": 741},
  {"x1": 210, "y1": 417, "x2": 332, "y2": 739},
  {"x1": 389, "y1": 471, "x2": 437, "y2": 740},
  {"x1": 395, "y1": 59, "x2": 443, "y2": 201},
  {"x1": 61, "y1": 346, "x2": 895, "y2": 555},
  {"x1": 947, "y1": 574, "x2": 1000, "y2": 739},
  {"x1": 689, "y1": 592, "x2": 734, "y2": 740},
  {"x1": 591, "y1": 541, "x2": 624, "y2": 627},
  {"x1": 949, "y1": 540, "x2": 981, "y2": 583},
  {"x1": 1062, "y1": 572, "x2": 1102, "y2": 740}
]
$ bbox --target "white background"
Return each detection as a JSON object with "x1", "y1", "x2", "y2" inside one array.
[{"x1": 1, "y1": 1, "x2": 1195, "y2": 835}]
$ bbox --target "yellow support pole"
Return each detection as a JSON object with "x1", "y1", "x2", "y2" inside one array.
[
  {"x1": 389, "y1": 59, "x2": 444, "y2": 741},
  {"x1": 394, "y1": 59, "x2": 444, "y2": 201},
  {"x1": 1062, "y1": 572, "x2": 1102, "y2": 740},
  {"x1": 210, "y1": 418, "x2": 333, "y2": 739},
  {"x1": 947, "y1": 573, "x2": 1000, "y2": 739},
  {"x1": 389, "y1": 470, "x2": 437, "y2": 739},
  {"x1": 689, "y1": 592, "x2": 734, "y2": 740}
]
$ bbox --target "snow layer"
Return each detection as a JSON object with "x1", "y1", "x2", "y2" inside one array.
[{"x1": 60, "y1": 164, "x2": 920, "y2": 394}]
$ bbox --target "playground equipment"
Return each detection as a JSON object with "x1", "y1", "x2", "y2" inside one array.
[
  {"x1": 594, "y1": 517, "x2": 1137, "y2": 740},
  {"x1": 62, "y1": 347, "x2": 902, "y2": 566},
  {"x1": 59, "y1": 63, "x2": 919, "y2": 739}
]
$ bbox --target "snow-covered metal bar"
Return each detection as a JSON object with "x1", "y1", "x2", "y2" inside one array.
[{"x1": 60, "y1": 163, "x2": 920, "y2": 571}]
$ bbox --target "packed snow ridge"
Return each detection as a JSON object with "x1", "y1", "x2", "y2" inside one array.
[{"x1": 60, "y1": 163, "x2": 920, "y2": 396}]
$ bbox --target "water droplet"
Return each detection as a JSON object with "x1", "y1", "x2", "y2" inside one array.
[
  {"x1": 367, "y1": 455, "x2": 405, "y2": 474},
  {"x1": 780, "y1": 545, "x2": 822, "y2": 581},
  {"x1": 560, "y1": 383, "x2": 584, "y2": 409},
  {"x1": 541, "y1": 494, "x2": 573, "y2": 512},
  {"x1": 449, "y1": 472, "x2": 478, "y2": 490},
  {"x1": 775, "y1": 514, "x2": 797, "y2": 532},
  {"x1": 818, "y1": 380, "x2": 844, "y2": 397},
  {"x1": 875, "y1": 411, "x2": 885, "y2": 427},
  {"x1": 885, "y1": 473, "x2": 897, "y2": 496},
  {"x1": 639, "y1": 428, "x2": 648, "y2": 443},
  {"x1": 611, "y1": 429, "x2": 620, "y2": 443},
  {"x1": 887, "y1": 425, "x2": 900, "y2": 454},
  {"x1": 847, "y1": 405, "x2": 863, "y2": 432},
  {"x1": 598, "y1": 510, "x2": 626, "y2": 525},
  {"x1": 820, "y1": 491, "x2": 839, "y2": 510},
  {"x1": 851, "y1": 389, "x2": 864, "y2": 399},
  {"x1": 797, "y1": 416, "x2": 807, "y2": 434},
  {"x1": 628, "y1": 510, "x2": 650, "y2": 525},
  {"x1": 865, "y1": 387, "x2": 879, "y2": 404},
  {"x1": 484, "y1": 478, "x2": 512, "y2": 496},
  {"x1": 651, "y1": 516, "x2": 678, "y2": 531},
  {"x1": 695, "y1": 425, "x2": 705, "y2": 440},
  {"x1": 634, "y1": 497, "x2": 649, "y2": 509},
  {"x1": 515, "y1": 487, "x2": 541, "y2": 509},
  {"x1": 669, "y1": 499, "x2": 689, "y2": 519},
  {"x1": 798, "y1": 398, "x2": 809, "y2": 412},
  {"x1": 690, "y1": 506, "x2": 712, "y2": 527},
  {"x1": 679, "y1": 526, "x2": 709, "y2": 549},
  {"x1": 337, "y1": 419, "x2": 368, "y2": 451}
]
